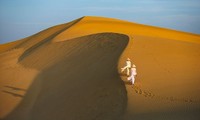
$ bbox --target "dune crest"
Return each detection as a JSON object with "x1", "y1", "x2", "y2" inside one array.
[{"x1": 52, "y1": 16, "x2": 200, "y2": 44}]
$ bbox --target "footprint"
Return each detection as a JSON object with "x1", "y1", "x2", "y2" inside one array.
[
  {"x1": 135, "y1": 89, "x2": 139, "y2": 93},
  {"x1": 151, "y1": 93, "x2": 155, "y2": 98},
  {"x1": 189, "y1": 99, "x2": 193, "y2": 103},
  {"x1": 143, "y1": 91, "x2": 148, "y2": 97},
  {"x1": 138, "y1": 89, "x2": 142, "y2": 94}
]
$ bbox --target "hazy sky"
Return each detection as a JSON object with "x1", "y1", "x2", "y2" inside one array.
[{"x1": 0, "y1": 0, "x2": 200, "y2": 43}]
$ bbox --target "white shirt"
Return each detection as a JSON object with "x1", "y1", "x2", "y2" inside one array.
[
  {"x1": 126, "y1": 60, "x2": 131, "y2": 67},
  {"x1": 130, "y1": 68, "x2": 137, "y2": 76}
]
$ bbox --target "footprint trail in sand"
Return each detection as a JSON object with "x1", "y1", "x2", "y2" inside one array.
[{"x1": 131, "y1": 85, "x2": 200, "y2": 103}]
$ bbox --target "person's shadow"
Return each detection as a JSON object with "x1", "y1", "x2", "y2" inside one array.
[
  {"x1": 119, "y1": 73, "x2": 129, "y2": 77},
  {"x1": 122, "y1": 80, "x2": 132, "y2": 85}
]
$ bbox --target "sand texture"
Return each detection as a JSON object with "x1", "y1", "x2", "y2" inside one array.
[{"x1": 0, "y1": 16, "x2": 200, "y2": 120}]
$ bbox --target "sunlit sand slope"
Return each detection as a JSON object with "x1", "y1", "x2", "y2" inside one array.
[
  {"x1": 52, "y1": 16, "x2": 200, "y2": 44},
  {"x1": 121, "y1": 35, "x2": 200, "y2": 120}
]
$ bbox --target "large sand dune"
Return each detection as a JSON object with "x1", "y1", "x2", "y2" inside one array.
[{"x1": 0, "y1": 16, "x2": 200, "y2": 120}]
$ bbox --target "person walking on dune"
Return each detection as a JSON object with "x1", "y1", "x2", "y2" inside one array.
[
  {"x1": 121, "y1": 58, "x2": 131, "y2": 76},
  {"x1": 127, "y1": 64, "x2": 137, "y2": 87}
]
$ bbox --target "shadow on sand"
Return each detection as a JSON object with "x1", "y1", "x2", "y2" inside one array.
[
  {"x1": 2, "y1": 90, "x2": 24, "y2": 98},
  {"x1": 4, "y1": 33, "x2": 129, "y2": 120},
  {"x1": 4, "y1": 86, "x2": 27, "y2": 92}
]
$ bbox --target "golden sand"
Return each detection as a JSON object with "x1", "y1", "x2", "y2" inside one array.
[{"x1": 0, "y1": 16, "x2": 200, "y2": 120}]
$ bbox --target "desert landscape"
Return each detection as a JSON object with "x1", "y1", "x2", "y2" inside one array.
[{"x1": 0, "y1": 16, "x2": 200, "y2": 120}]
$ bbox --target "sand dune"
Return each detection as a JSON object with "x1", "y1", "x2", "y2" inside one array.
[{"x1": 0, "y1": 16, "x2": 200, "y2": 120}]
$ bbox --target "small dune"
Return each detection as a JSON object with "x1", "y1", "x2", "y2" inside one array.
[{"x1": 0, "y1": 16, "x2": 200, "y2": 120}]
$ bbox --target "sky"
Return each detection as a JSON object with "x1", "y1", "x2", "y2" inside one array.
[{"x1": 0, "y1": 0, "x2": 200, "y2": 43}]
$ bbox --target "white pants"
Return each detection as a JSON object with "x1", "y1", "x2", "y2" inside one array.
[
  {"x1": 121, "y1": 66, "x2": 131, "y2": 75},
  {"x1": 127, "y1": 75, "x2": 135, "y2": 85}
]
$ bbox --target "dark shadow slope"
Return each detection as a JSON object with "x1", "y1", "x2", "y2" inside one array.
[{"x1": 4, "y1": 33, "x2": 129, "y2": 120}]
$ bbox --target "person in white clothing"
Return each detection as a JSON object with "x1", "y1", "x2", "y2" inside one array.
[
  {"x1": 127, "y1": 64, "x2": 137, "y2": 87},
  {"x1": 121, "y1": 58, "x2": 131, "y2": 76}
]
